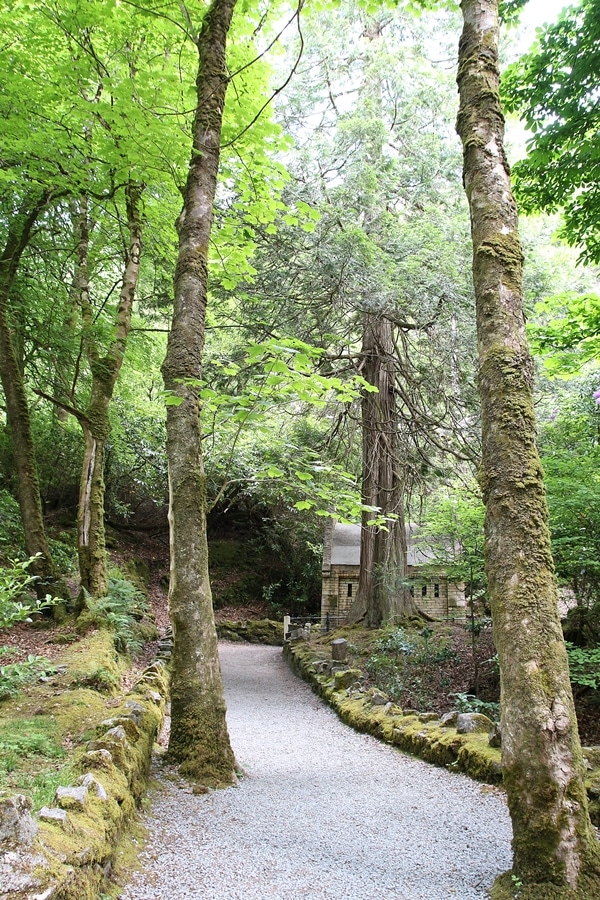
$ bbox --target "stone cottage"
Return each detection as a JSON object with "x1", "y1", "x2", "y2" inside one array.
[{"x1": 321, "y1": 521, "x2": 466, "y2": 625}]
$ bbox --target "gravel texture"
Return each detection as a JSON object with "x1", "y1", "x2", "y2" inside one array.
[{"x1": 121, "y1": 643, "x2": 512, "y2": 900}]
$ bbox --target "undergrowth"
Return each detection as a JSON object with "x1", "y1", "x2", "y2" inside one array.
[
  {"x1": 365, "y1": 625, "x2": 459, "y2": 710},
  {"x1": 0, "y1": 716, "x2": 73, "y2": 810},
  {"x1": 0, "y1": 649, "x2": 56, "y2": 700},
  {"x1": 79, "y1": 572, "x2": 150, "y2": 655}
]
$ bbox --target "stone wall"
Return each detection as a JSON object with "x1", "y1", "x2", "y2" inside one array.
[
  {"x1": 1, "y1": 660, "x2": 170, "y2": 900},
  {"x1": 322, "y1": 564, "x2": 466, "y2": 623}
]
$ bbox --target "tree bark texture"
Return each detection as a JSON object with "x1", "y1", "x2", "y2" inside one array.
[
  {"x1": 76, "y1": 183, "x2": 143, "y2": 597},
  {"x1": 0, "y1": 195, "x2": 60, "y2": 593},
  {"x1": 456, "y1": 0, "x2": 600, "y2": 895},
  {"x1": 349, "y1": 314, "x2": 417, "y2": 626},
  {"x1": 161, "y1": 0, "x2": 237, "y2": 784}
]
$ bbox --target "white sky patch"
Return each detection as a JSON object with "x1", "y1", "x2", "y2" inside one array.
[{"x1": 513, "y1": 0, "x2": 573, "y2": 52}]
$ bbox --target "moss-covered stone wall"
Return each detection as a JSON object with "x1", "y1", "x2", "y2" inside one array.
[
  {"x1": 284, "y1": 639, "x2": 600, "y2": 816},
  {"x1": 1, "y1": 660, "x2": 169, "y2": 900}
]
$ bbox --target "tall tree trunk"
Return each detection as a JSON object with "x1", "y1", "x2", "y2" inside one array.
[
  {"x1": 0, "y1": 195, "x2": 62, "y2": 594},
  {"x1": 161, "y1": 0, "x2": 237, "y2": 785},
  {"x1": 349, "y1": 313, "x2": 417, "y2": 626},
  {"x1": 347, "y1": 18, "x2": 416, "y2": 627},
  {"x1": 456, "y1": 1, "x2": 600, "y2": 896},
  {"x1": 75, "y1": 183, "x2": 143, "y2": 597}
]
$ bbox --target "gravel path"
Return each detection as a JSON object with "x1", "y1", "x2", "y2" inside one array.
[{"x1": 121, "y1": 643, "x2": 512, "y2": 900}]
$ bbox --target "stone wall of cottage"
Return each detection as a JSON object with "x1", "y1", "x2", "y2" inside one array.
[{"x1": 322, "y1": 566, "x2": 466, "y2": 625}]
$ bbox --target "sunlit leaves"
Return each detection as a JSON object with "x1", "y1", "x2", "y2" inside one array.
[
  {"x1": 502, "y1": 0, "x2": 600, "y2": 264},
  {"x1": 528, "y1": 291, "x2": 600, "y2": 376}
]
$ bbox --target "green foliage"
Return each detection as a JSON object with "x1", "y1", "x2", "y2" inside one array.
[
  {"x1": 502, "y1": 0, "x2": 600, "y2": 264},
  {"x1": 373, "y1": 626, "x2": 417, "y2": 656},
  {"x1": 528, "y1": 292, "x2": 600, "y2": 376},
  {"x1": 538, "y1": 389, "x2": 600, "y2": 605},
  {"x1": 0, "y1": 650, "x2": 55, "y2": 701},
  {"x1": 0, "y1": 491, "x2": 24, "y2": 556},
  {"x1": 0, "y1": 717, "x2": 64, "y2": 760},
  {"x1": 169, "y1": 336, "x2": 387, "y2": 525},
  {"x1": 452, "y1": 692, "x2": 500, "y2": 721},
  {"x1": 417, "y1": 485, "x2": 486, "y2": 596},
  {"x1": 565, "y1": 643, "x2": 600, "y2": 690},
  {"x1": 0, "y1": 716, "x2": 71, "y2": 808},
  {"x1": 365, "y1": 626, "x2": 459, "y2": 708},
  {"x1": 0, "y1": 556, "x2": 55, "y2": 629},
  {"x1": 81, "y1": 574, "x2": 149, "y2": 656}
]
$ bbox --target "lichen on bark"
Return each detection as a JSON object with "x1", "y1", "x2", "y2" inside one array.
[
  {"x1": 161, "y1": 0, "x2": 238, "y2": 786},
  {"x1": 456, "y1": 0, "x2": 600, "y2": 893}
]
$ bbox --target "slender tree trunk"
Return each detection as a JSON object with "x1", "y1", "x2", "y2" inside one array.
[
  {"x1": 161, "y1": 0, "x2": 237, "y2": 784},
  {"x1": 75, "y1": 183, "x2": 143, "y2": 597},
  {"x1": 0, "y1": 196, "x2": 62, "y2": 594},
  {"x1": 349, "y1": 313, "x2": 417, "y2": 626},
  {"x1": 456, "y1": 1, "x2": 600, "y2": 895}
]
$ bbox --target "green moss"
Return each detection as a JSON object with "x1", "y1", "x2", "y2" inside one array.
[
  {"x1": 476, "y1": 232, "x2": 523, "y2": 293},
  {"x1": 0, "y1": 632, "x2": 168, "y2": 900},
  {"x1": 168, "y1": 697, "x2": 235, "y2": 787},
  {"x1": 216, "y1": 619, "x2": 283, "y2": 645},
  {"x1": 64, "y1": 628, "x2": 124, "y2": 695},
  {"x1": 491, "y1": 867, "x2": 600, "y2": 900},
  {"x1": 456, "y1": 734, "x2": 503, "y2": 783}
]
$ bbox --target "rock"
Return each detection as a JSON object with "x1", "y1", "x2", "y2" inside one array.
[
  {"x1": 123, "y1": 699, "x2": 146, "y2": 725},
  {"x1": 331, "y1": 638, "x2": 348, "y2": 661},
  {"x1": 55, "y1": 785, "x2": 88, "y2": 811},
  {"x1": 456, "y1": 712, "x2": 494, "y2": 734},
  {"x1": 0, "y1": 793, "x2": 38, "y2": 846},
  {"x1": 87, "y1": 730, "x2": 132, "y2": 770},
  {"x1": 97, "y1": 717, "x2": 140, "y2": 743},
  {"x1": 0, "y1": 849, "x2": 50, "y2": 896},
  {"x1": 488, "y1": 723, "x2": 502, "y2": 748},
  {"x1": 371, "y1": 692, "x2": 388, "y2": 706},
  {"x1": 288, "y1": 627, "x2": 308, "y2": 642},
  {"x1": 583, "y1": 747, "x2": 600, "y2": 770},
  {"x1": 80, "y1": 749, "x2": 114, "y2": 771},
  {"x1": 313, "y1": 660, "x2": 332, "y2": 675},
  {"x1": 587, "y1": 774, "x2": 600, "y2": 798},
  {"x1": 333, "y1": 668, "x2": 362, "y2": 691},
  {"x1": 144, "y1": 689, "x2": 162, "y2": 703},
  {"x1": 440, "y1": 711, "x2": 458, "y2": 727},
  {"x1": 38, "y1": 807, "x2": 68, "y2": 825},
  {"x1": 418, "y1": 712, "x2": 439, "y2": 723},
  {"x1": 76, "y1": 774, "x2": 108, "y2": 801}
]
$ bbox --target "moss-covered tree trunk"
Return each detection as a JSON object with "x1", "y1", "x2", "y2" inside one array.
[
  {"x1": 75, "y1": 183, "x2": 143, "y2": 597},
  {"x1": 456, "y1": 0, "x2": 600, "y2": 895},
  {"x1": 349, "y1": 313, "x2": 417, "y2": 626},
  {"x1": 0, "y1": 196, "x2": 62, "y2": 594},
  {"x1": 160, "y1": 0, "x2": 236, "y2": 785}
]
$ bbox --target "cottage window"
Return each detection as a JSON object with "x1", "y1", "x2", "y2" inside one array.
[
  {"x1": 421, "y1": 584, "x2": 427, "y2": 598},
  {"x1": 347, "y1": 583, "x2": 353, "y2": 598},
  {"x1": 409, "y1": 586, "x2": 414, "y2": 597},
  {"x1": 434, "y1": 583, "x2": 440, "y2": 598}
]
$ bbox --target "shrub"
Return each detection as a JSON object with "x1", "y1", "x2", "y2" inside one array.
[
  {"x1": 565, "y1": 642, "x2": 600, "y2": 689},
  {"x1": 452, "y1": 691, "x2": 500, "y2": 721},
  {"x1": 0, "y1": 555, "x2": 55, "y2": 629}
]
